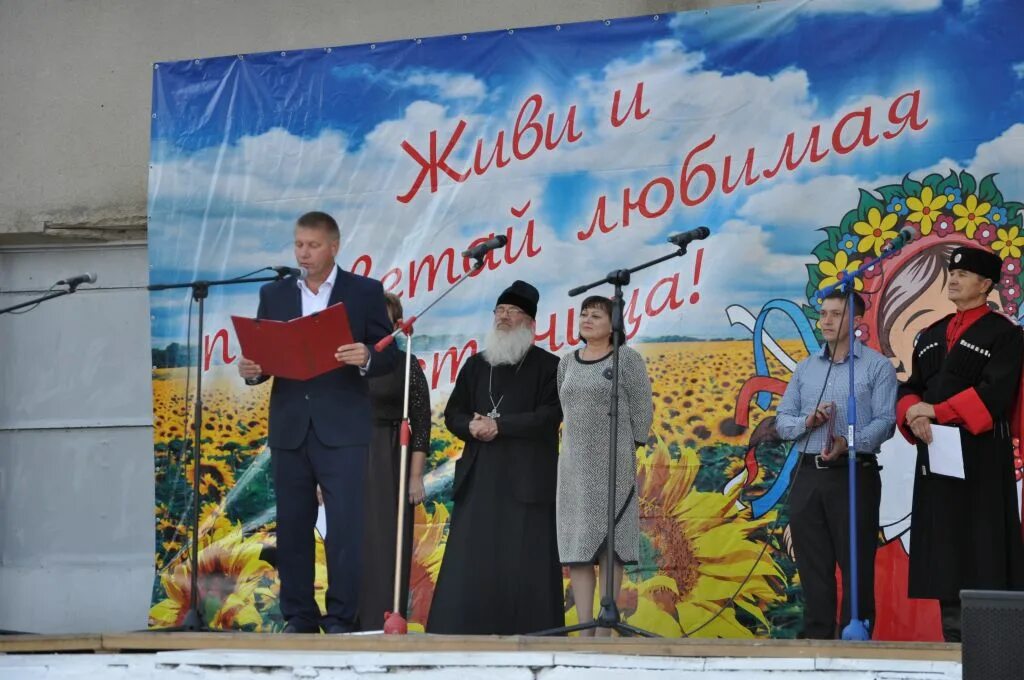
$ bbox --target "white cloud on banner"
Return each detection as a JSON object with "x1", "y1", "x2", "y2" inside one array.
[
  {"x1": 913, "y1": 123, "x2": 1024, "y2": 201},
  {"x1": 687, "y1": 218, "x2": 810, "y2": 297},
  {"x1": 404, "y1": 71, "x2": 488, "y2": 101},
  {"x1": 330, "y1": 64, "x2": 488, "y2": 102},
  {"x1": 739, "y1": 175, "x2": 863, "y2": 228},
  {"x1": 569, "y1": 40, "x2": 818, "y2": 166},
  {"x1": 150, "y1": 128, "x2": 352, "y2": 209},
  {"x1": 738, "y1": 173, "x2": 907, "y2": 229},
  {"x1": 968, "y1": 123, "x2": 1024, "y2": 199},
  {"x1": 558, "y1": 38, "x2": 931, "y2": 183}
]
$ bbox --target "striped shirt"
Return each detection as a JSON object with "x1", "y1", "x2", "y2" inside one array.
[{"x1": 775, "y1": 341, "x2": 898, "y2": 456}]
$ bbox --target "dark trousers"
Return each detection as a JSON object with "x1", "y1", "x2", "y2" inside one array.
[
  {"x1": 271, "y1": 426, "x2": 367, "y2": 628},
  {"x1": 788, "y1": 459, "x2": 881, "y2": 639},
  {"x1": 939, "y1": 600, "x2": 961, "y2": 642}
]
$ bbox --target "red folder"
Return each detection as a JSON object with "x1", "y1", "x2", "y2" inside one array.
[{"x1": 232, "y1": 302, "x2": 354, "y2": 381}]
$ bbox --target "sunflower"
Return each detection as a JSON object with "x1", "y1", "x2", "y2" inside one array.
[
  {"x1": 149, "y1": 513, "x2": 276, "y2": 630},
  {"x1": 184, "y1": 457, "x2": 236, "y2": 496},
  {"x1": 624, "y1": 435, "x2": 785, "y2": 637},
  {"x1": 198, "y1": 501, "x2": 222, "y2": 528},
  {"x1": 407, "y1": 502, "x2": 450, "y2": 630}
]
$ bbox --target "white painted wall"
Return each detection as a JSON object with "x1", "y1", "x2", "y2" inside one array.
[
  {"x1": 0, "y1": 243, "x2": 153, "y2": 633},
  {"x1": 0, "y1": 650, "x2": 964, "y2": 680}
]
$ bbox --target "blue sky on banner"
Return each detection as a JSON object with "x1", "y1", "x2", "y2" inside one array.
[{"x1": 148, "y1": 0, "x2": 1024, "y2": 348}]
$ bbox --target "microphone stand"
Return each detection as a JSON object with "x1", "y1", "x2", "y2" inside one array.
[
  {"x1": 0, "y1": 280, "x2": 92, "y2": 315},
  {"x1": 146, "y1": 270, "x2": 284, "y2": 632},
  {"x1": 373, "y1": 257, "x2": 486, "y2": 634},
  {"x1": 534, "y1": 244, "x2": 696, "y2": 638},
  {"x1": 817, "y1": 233, "x2": 913, "y2": 641}
]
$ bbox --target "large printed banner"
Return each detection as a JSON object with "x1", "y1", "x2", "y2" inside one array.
[{"x1": 148, "y1": 0, "x2": 1024, "y2": 638}]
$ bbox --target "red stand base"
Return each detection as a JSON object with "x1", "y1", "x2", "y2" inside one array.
[{"x1": 383, "y1": 611, "x2": 408, "y2": 635}]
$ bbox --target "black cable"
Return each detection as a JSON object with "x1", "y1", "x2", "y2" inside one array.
[
  {"x1": 680, "y1": 296, "x2": 847, "y2": 638},
  {"x1": 6, "y1": 284, "x2": 59, "y2": 315},
  {"x1": 879, "y1": 512, "x2": 912, "y2": 530},
  {"x1": 232, "y1": 267, "x2": 273, "y2": 281},
  {"x1": 164, "y1": 294, "x2": 195, "y2": 568},
  {"x1": 161, "y1": 268, "x2": 262, "y2": 559},
  {"x1": 177, "y1": 295, "x2": 196, "y2": 466}
]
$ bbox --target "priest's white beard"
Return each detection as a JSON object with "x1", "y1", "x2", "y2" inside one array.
[{"x1": 483, "y1": 324, "x2": 534, "y2": 366}]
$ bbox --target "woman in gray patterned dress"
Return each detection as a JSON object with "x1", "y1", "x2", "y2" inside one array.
[{"x1": 556, "y1": 295, "x2": 653, "y2": 636}]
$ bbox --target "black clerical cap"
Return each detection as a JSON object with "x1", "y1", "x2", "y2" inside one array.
[
  {"x1": 496, "y1": 280, "x2": 539, "y2": 319},
  {"x1": 949, "y1": 246, "x2": 1002, "y2": 282}
]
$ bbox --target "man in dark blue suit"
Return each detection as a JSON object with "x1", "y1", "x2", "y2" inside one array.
[{"x1": 238, "y1": 211, "x2": 396, "y2": 633}]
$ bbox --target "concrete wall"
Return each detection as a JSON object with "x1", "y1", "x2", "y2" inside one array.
[
  {"x1": 0, "y1": 242, "x2": 154, "y2": 633},
  {"x1": 0, "y1": 0, "x2": 751, "y2": 633}
]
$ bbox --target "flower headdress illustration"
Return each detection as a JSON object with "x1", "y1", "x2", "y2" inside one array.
[
  {"x1": 804, "y1": 171, "x2": 1023, "y2": 350},
  {"x1": 730, "y1": 170, "x2": 1024, "y2": 516}
]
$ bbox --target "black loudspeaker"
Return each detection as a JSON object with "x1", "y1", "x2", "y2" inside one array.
[{"x1": 961, "y1": 589, "x2": 1024, "y2": 680}]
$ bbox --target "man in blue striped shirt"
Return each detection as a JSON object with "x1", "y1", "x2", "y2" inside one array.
[{"x1": 775, "y1": 289, "x2": 898, "y2": 639}]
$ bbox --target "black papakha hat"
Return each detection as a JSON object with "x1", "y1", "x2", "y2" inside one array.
[
  {"x1": 496, "y1": 280, "x2": 539, "y2": 318},
  {"x1": 949, "y1": 246, "x2": 1002, "y2": 283}
]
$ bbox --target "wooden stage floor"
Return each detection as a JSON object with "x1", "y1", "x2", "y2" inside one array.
[{"x1": 0, "y1": 631, "x2": 960, "y2": 661}]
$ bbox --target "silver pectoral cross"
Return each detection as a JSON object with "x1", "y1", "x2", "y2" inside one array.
[{"x1": 487, "y1": 408, "x2": 500, "y2": 419}]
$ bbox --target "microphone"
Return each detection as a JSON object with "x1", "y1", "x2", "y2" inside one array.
[
  {"x1": 461, "y1": 234, "x2": 508, "y2": 260},
  {"x1": 57, "y1": 273, "x2": 97, "y2": 287},
  {"x1": 667, "y1": 226, "x2": 711, "y2": 247},
  {"x1": 884, "y1": 225, "x2": 919, "y2": 252},
  {"x1": 269, "y1": 266, "x2": 308, "y2": 279}
]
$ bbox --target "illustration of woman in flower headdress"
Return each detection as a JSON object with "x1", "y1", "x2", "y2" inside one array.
[{"x1": 729, "y1": 170, "x2": 1024, "y2": 640}]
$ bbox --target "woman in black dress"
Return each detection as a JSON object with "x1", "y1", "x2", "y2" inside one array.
[{"x1": 358, "y1": 292, "x2": 431, "y2": 629}]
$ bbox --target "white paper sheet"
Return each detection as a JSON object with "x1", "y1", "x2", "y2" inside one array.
[
  {"x1": 927, "y1": 424, "x2": 965, "y2": 479},
  {"x1": 316, "y1": 504, "x2": 328, "y2": 539}
]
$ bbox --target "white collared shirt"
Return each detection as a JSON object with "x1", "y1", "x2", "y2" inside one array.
[
  {"x1": 297, "y1": 264, "x2": 338, "y2": 317},
  {"x1": 295, "y1": 264, "x2": 370, "y2": 374}
]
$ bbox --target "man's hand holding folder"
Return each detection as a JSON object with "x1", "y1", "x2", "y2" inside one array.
[{"x1": 334, "y1": 342, "x2": 369, "y2": 368}]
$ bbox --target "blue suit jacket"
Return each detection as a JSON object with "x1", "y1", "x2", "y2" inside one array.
[{"x1": 252, "y1": 266, "x2": 397, "y2": 450}]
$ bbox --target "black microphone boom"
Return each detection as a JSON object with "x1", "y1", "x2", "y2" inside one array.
[
  {"x1": 461, "y1": 234, "x2": 508, "y2": 260},
  {"x1": 1, "y1": 273, "x2": 97, "y2": 313},
  {"x1": 57, "y1": 273, "x2": 97, "y2": 287},
  {"x1": 268, "y1": 266, "x2": 308, "y2": 279},
  {"x1": 667, "y1": 226, "x2": 710, "y2": 248}
]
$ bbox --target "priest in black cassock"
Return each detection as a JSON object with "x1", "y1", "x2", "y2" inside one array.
[
  {"x1": 896, "y1": 245, "x2": 1024, "y2": 642},
  {"x1": 426, "y1": 280, "x2": 564, "y2": 635}
]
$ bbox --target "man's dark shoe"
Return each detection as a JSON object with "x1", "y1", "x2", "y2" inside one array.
[
  {"x1": 282, "y1": 619, "x2": 320, "y2": 634},
  {"x1": 322, "y1": 622, "x2": 356, "y2": 634}
]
